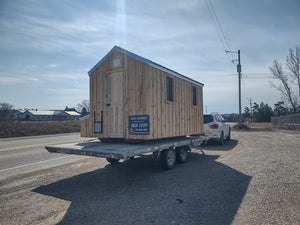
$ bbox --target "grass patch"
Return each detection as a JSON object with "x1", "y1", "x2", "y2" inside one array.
[{"x1": 0, "y1": 121, "x2": 80, "y2": 138}]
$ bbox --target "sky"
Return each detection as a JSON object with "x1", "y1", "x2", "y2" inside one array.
[{"x1": 0, "y1": 0, "x2": 299, "y2": 113}]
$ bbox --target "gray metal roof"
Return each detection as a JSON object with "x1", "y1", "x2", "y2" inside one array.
[
  {"x1": 88, "y1": 46, "x2": 204, "y2": 87},
  {"x1": 25, "y1": 110, "x2": 67, "y2": 116}
]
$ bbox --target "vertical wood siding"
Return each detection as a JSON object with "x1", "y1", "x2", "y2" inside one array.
[{"x1": 81, "y1": 52, "x2": 203, "y2": 140}]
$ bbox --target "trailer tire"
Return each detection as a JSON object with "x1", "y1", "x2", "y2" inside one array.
[
  {"x1": 161, "y1": 148, "x2": 176, "y2": 170},
  {"x1": 106, "y1": 158, "x2": 120, "y2": 164},
  {"x1": 176, "y1": 147, "x2": 187, "y2": 163}
]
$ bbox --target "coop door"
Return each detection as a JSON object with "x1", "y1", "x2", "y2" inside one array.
[{"x1": 107, "y1": 71, "x2": 124, "y2": 138}]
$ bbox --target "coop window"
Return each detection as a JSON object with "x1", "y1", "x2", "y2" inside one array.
[
  {"x1": 192, "y1": 86, "x2": 197, "y2": 106},
  {"x1": 166, "y1": 76, "x2": 174, "y2": 102},
  {"x1": 112, "y1": 58, "x2": 121, "y2": 67}
]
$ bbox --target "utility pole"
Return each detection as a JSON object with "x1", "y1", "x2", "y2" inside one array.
[
  {"x1": 237, "y1": 50, "x2": 242, "y2": 127},
  {"x1": 226, "y1": 50, "x2": 242, "y2": 127}
]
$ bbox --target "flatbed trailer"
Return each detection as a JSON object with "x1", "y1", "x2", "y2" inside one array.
[{"x1": 45, "y1": 136, "x2": 207, "y2": 170}]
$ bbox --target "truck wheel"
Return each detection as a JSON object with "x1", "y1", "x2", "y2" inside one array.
[
  {"x1": 219, "y1": 132, "x2": 224, "y2": 145},
  {"x1": 176, "y1": 147, "x2": 187, "y2": 163},
  {"x1": 106, "y1": 158, "x2": 120, "y2": 164},
  {"x1": 161, "y1": 148, "x2": 176, "y2": 170},
  {"x1": 226, "y1": 128, "x2": 231, "y2": 140}
]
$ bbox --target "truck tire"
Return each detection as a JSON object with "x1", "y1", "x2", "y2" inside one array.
[
  {"x1": 176, "y1": 147, "x2": 187, "y2": 163},
  {"x1": 219, "y1": 132, "x2": 224, "y2": 145},
  {"x1": 106, "y1": 158, "x2": 120, "y2": 164},
  {"x1": 161, "y1": 148, "x2": 176, "y2": 170}
]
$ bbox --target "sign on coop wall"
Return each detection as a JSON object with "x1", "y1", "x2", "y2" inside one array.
[{"x1": 129, "y1": 115, "x2": 150, "y2": 135}]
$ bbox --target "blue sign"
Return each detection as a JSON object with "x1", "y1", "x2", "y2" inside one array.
[{"x1": 129, "y1": 115, "x2": 150, "y2": 135}]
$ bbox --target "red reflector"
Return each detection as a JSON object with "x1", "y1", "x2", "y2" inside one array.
[
  {"x1": 116, "y1": 154, "x2": 124, "y2": 159},
  {"x1": 209, "y1": 124, "x2": 219, "y2": 129}
]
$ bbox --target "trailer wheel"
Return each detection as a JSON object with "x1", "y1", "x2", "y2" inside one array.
[
  {"x1": 161, "y1": 148, "x2": 176, "y2": 170},
  {"x1": 176, "y1": 147, "x2": 187, "y2": 163},
  {"x1": 106, "y1": 158, "x2": 120, "y2": 164}
]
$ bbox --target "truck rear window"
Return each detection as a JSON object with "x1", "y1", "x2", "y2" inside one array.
[{"x1": 204, "y1": 115, "x2": 213, "y2": 124}]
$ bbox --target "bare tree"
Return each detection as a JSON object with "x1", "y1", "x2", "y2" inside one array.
[
  {"x1": 270, "y1": 46, "x2": 300, "y2": 113},
  {"x1": 0, "y1": 102, "x2": 14, "y2": 121},
  {"x1": 76, "y1": 100, "x2": 90, "y2": 113},
  {"x1": 286, "y1": 46, "x2": 300, "y2": 104}
]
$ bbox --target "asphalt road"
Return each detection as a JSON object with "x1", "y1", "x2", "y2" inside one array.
[
  {"x1": 0, "y1": 130, "x2": 299, "y2": 225},
  {"x1": 0, "y1": 133, "x2": 91, "y2": 180}
]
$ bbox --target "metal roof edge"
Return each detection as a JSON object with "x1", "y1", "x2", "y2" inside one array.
[
  {"x1": 87, "y1": 46, "x2": 204, "y2": 87},
  {"x1": 88, "y1": 46, "x2": 118, "y2": 75},
  {"x1": 149, "y1": 61, "x2": 204, "y2": 87}
]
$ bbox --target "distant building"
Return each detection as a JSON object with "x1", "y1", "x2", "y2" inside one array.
[
  {"x1": 22, "y1": 110, "x2": 80, "y2": 121},
  {"x1": 64, "y1": 111, "x2": 81, "y2": 120},
  {"x1": 64, "y1": 106, "x2": 80, "y2": 120},
  {"x1": 12, "y1": 109, "x2": 24, "y2": 120},
  {"x1": 22, "y1": 110, "x2": 65, "y2": 121},
  {"x1": 64, "y1": 106, "x2": 77, "y2": 112}
]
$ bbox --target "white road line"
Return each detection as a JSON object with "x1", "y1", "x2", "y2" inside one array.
[{"x1": 0, "y1": 155, "x2": 75, "y2": 172}]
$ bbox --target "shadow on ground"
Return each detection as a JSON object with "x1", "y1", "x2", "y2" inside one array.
[
  {"x1": 202, "y1": 139, "x2": 239, "y2": 151},
  {"x1": 33, "y1": 151, "x2": 251, "y2": 225}
]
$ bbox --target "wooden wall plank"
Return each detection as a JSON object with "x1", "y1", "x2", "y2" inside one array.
[
  {"x1": 155, "y1": 69, "x2": 161, "y2": 139},
  {"x1": 147, "y1": 65, "x2": 154, "y2": 139},
  {"x1": 175, "y1": 77, "x2": 179, "y2": 136}
]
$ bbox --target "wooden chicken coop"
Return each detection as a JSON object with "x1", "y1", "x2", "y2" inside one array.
[{"x1": 81, "y1": 46, "x2": 204, "y2": 141}]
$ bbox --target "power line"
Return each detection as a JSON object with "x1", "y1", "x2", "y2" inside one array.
[
  {"x1": 242, "y1": 77, "x2": 274, "y2": 80},
  {"x1": 205, "y1": 0, "x2": 234, "y2": 62},
  {"x1": 207, "y1": 0, "x2": 232, "y2": 52},
  {"x1": 198, "y1": 73, "x2": 276, "y2": 79},
  {"x1": 198, "y1": 74, "x2": 236, "y2": 78},
  {"x1": 198, "y1": 72, "x2": 273, "y2": 76}
]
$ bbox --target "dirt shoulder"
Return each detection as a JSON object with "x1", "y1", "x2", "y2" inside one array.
[
  {"x1": 1, "y1": 130, "x2": 299, "y2": 225},
  {"x1": 232, "y1": 122, "x2": 300, "y2": 132}
]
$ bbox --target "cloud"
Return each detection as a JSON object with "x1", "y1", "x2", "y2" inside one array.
[
  {"x1": 0, "y1": 69, "x2": 87, "y2": 86},
  {"x1": 28, "y1": 77, "x2": 39, "y2": 82},
  {"x1": 48, "y1": 64, "x2": 60, "y2": 68},
  {"x1": 0, "y1": 76, "x2": 23, "y2": 85},
  {"x1": 0, "y1": 0, "x2": 299, "y2": 111},
  {"x1": 0, "y1": 4, "x2": 116, "y2": 57},
  {"x1": 0, "y1": 74, "x2": 39, "y2": 85}
]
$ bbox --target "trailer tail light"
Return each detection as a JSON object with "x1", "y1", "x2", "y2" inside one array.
[
  {"x1": 209, "y1": 124, "x2": 219, "y2": 129},
  {"x1": 116, "y1": 154, "x2": 124, "y2": 159}
]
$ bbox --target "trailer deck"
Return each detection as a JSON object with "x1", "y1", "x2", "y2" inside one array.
[{"x1": 45, "y1": 136, "x2": 205, "y2": 161}]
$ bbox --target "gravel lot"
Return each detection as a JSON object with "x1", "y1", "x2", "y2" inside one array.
[{"x1": 0, "y1": 130, "x2": 299, "y2": 225}]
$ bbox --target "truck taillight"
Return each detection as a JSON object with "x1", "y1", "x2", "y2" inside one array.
[{"x1": 209, "y1": 124, "x2": 219, "y2": 129}]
